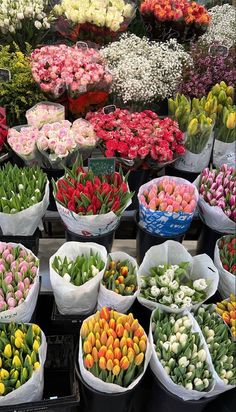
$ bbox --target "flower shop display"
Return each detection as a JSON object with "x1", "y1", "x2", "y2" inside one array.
[
  {"x1": 26, "y1": 102, "x2": 65, "y2": 129},
  {"x1": 168, "y1": 93, "x2": 216, "y2": 172},
  {"x1": 102, "y1": 34, "x2": 190, "y2": 108},
  {"x1": 0, "y1": 0, "x2": 52, "y2": 51},
  {"x1": 200, "y1": 4, "x2": 236, "y2": 48},
  {"x1": 214, "y1": 235, "x2": 236, "y2": 298},
  {"x1": 54, "y1": 0, "x2": 136, "y2": 44},
  {"x1": 179, "y1": 42, "x2": 236, "y2": 99},
  {"x1": 216, "y1": 294, "x2": 236, "y2": 339},
  {"x1": 0, "y1": 322, "x2": 47, "y2": 405},
  {"x1": 87, "y1": 108, "x2": 185, "y2": 169},
  {"x1": 31, "y1": 44, "x2": 113, "y2": 115},
  {"x1": 0, "y1": 163, "x2": 49, "y2": 236},
  {"x1": 53, "y1": 158, "x2": 133, "y2": 236},
  {"x1": 138, "y1": 240, "x2": 218, "y2": 311},
  {"x1": 195, "y1": 306, "x2": 236, "y2": 388},
  {"x1": 150, "y1": 308, "x2": 215, "y2": 400},
  {"x1": 0, "y1": 242, "x2": 40, "y2": 323},
  {"x1": 50, "y1": 242, "x2": 107, "y2": 315},
  {"x1": 196, "y1": 164, "x2": 236, "y2": 233},
  {"x1": 138, "y1": 177, "x2": 198, "y2": 236},
  {"x1": 0, "y1": 45, "x2": 44, "y2": 127},
  {"x1": 79, "y1": 307, "x2": 151, "y2": 392},
  {"x1": 140, "y1": 0, "x2": 211, "y2": 43},
  {"x1": 97, "y1": 252, "x2": 139, "y2": 313}
]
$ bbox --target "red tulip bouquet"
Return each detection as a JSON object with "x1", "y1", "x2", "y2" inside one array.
[
  {"x1": 86, "y1": 108, "x2": 185, "y2": 170},
  {"x1": 53, "y1": 158, "x2": 133, "y2": 236},
  {"x1": 140, "y1": 0, "x2": 211, "y2": 43},
  {"x1": 0, "y1": 108, "x2": 8, "y2": 161}
]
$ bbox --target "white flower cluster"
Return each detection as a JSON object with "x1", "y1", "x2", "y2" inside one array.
[
  {"x1": 140, "y1": 263, "x2": 208, "y2": 308},
  {"x1": 102, "y1": 34, "x2": 191, "y2": 104},
  {"x1": 54, "y1": 0, "x2": 135, "y2": 33},
  {"x1": 0, "y1": 0, "x2": 51, "y2": 34},
  {"x1": 201, "y1": 4, "x2": 236, "y2": 48}
]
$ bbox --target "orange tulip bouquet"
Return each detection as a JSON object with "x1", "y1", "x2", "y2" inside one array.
[
  {"x1": 140, "y1": 0, "x2": 211, "y2": 43},
  {"x1": 79, "y1": 307, "x2": 151, "y2": 392}
]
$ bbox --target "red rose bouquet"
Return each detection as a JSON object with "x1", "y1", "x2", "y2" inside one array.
[
  {"x1": 140, "y1": 0, "x2": 211, "y2": 43},
  {"x1": 53, "y1": 158, "x2": 133, "y2": 236},
  {"x1": 86, "y1": 108, "x2": 185, "y2": 170}
]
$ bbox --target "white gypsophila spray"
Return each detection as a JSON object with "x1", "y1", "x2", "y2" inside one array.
[
  {"x1": 102, "y1": 33, "x2": 191, "y2": 104},
  {"x1": 200, "y1": 4, "x2": 236, "y2": 48}
]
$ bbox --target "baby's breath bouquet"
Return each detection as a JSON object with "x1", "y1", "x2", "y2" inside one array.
[{"x1": 0, "y1": 44, "x2": 44, "y2": 127}]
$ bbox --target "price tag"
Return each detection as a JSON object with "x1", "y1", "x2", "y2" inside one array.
[
  {"x1": 0, "y1": 68, "x2": 11, "y2": 82},
  {"x1": 76, "y1": 41, "x2": 88, "y2": 50},
  {"x1": 103, "y1": 105, "x2": 116, "y2": 115},
  {"x1": 209, "y1": 45, "x2": 229, "y2": 57},
  {"x1": 88, "y1": 157, "x2": 115, "y2": 175}
]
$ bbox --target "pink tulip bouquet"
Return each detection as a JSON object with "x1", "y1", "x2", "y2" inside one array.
[
  {"x1": 138, "y1": 176, "x2": 198, "y2": 236},
  {"x1": 0, "y1": 242, "x2": 39, "y2": 322},
  {"x1": 197, "y1": 164, "x2": 236, "y2": 233}
]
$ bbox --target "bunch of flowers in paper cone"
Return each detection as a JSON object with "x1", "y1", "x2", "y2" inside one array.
[
  {"x1": 140, "y1": 262, "x2": 209, "y2": 309},
  {"x1": 140, "y1": 0, "x2": 210, "y2": 43},
  {"x1": 26, "y1": 102, "x2": 65, "y2": 129},
  {"x1": 217, "y1": 236, "x2": 236, "y2": 275},
  {"x1": 86, "y1": 108, "x2": 185, "y2": 169},
  {"x1": 216, "y1": 295, "x2": 236, "y2": 339},
  {"x1": 196, "y1": 305, "x2": 236, "y2": 386},
  {"x1": 102, "y1": 257, "x2": 137, "y2": 297},
  {"x1": 151, "y1": 309, "x2": 213, "y2": 392},
  {"x1": 80, "y1": 307, "x2": 147, "y2": 387},
  {"x1": 53, "y1": 0, "x2": 136, "y2": 44},
  {"x1": 0, "y1": 322, "x2": 42, "y2": 395},
  {"x1": 0, "y1": 243, "x2": 39, "y2": 312}
]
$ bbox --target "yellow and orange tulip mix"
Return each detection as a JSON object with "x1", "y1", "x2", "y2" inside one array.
[{"x1": 81, "y1": 307, "x2": 147, "y2": 387}]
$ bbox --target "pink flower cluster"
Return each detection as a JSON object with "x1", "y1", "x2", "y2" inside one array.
[
  {"x1": 140, "y1": 177, "x2": 197, "y2": 212},
  {"x1": 86, "y1": 108, "x2": 185, "y2": 167},
  {"x1": 0, "y1": 243, "x2": 38, "y2": 312},
  {"x1": 8, "y1": 126, "x2": 39, "y2": 157},
  {"x1": 31, "y1": 44, "x2": 112, "y2": 98},
  {"x1": 26, "y1": 102, "x2": 65, "y2": 129},
  {"x1": 200, "y1": 164, "x2": 236, "y2": 222}
]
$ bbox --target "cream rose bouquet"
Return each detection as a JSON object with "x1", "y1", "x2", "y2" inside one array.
[{"x1": 54, "y1": 0, "x2": 136, "y2": 44}]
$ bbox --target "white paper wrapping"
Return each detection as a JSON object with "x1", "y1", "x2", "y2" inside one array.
[
  {"x1": 213, "y1": 140, "x2": 236, "y2": 168},
  {"x1": 214, "y1": 238, "x2": 236, "y2": 299},
  {"x1": 174, "y1": 132, "x2": 214, "y2": 173},
  {"x1": 0, "y1": 243, "x2": 40, "y2": 323},
  {"x1": 149, "y1": 309, "x2": 217, "y2": 400},
  {"x1": 97, "y1": 252, "x2": 139, "y2": 313},
  {"x1": 79, "y1": 312, "x2": 152, "y2": 394},
  {"x1": 194, "y1": 176, "x2": 235, "y2": 234},
  {"x1": 50, "y1": 242, "x2": 107, "y2": 315},
  {"x1": 137, "y1": 241, "x2": 219, "y2": 312},
  {"x1": 0, "y1": 181, "x2": 50, "y2": 236},
  {"x1": 0, "y1": 328, "x2": 47, "y2": 406}
]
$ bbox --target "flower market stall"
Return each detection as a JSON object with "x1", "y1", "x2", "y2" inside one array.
[{"x1": 0, "y1": 0, "x2": 235, "y2": 411}]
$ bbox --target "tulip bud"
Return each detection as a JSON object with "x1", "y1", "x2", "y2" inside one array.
[
  {"x1": 80, "y1": 322, "x2": 89, "y2": 338},
  {"x1": 120, "y1": 356, "x2": 129, "y2": 370},
  {"x1": 100, "y1": 307, "x2": 110, "y2": 321},
  {"x1": 113, "y1": 365, "x2": 120, "y2": 376},
  {"x1": 4, "y1": 343, "x2": 12, "y2": 358},
  {"x1": 34, "y1": 361, "x2": 40, "y2": 370},
  {"x1": 99, "y1": 356, "x2": 106, "y2": 370},
  {"x1": 84, "y1": 354, "x2": 94, "y2": 369},
  {"x1": 33, "y1": 339, "x2": 40, "y2": 353},
  {"x1": 87, "y1": 332, "x2": 96, "y2": 347},
  {"x1": 32, "y1": 324, "x2": 41, "y2": 336},
  {"x1": 106, "y1": 359, "x2": 114, "y2": 371},
  {"x1": 0, "y1": 383, "x2": 5, "y2": 395},
  {"x1": 135, "y1": 352, "x2": 144, "y2": 366},
  {"x1": 0, "y1": 368, "x2": 9, "y2": 379},
  {"x1": 83, "y1": 340, "x2": 92, "y2": 354},
  {"x1": 100, "y1": 331, "x2": 108, "y2": 345}
]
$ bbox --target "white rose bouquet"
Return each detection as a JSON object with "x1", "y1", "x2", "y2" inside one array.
[
  {"x1": 0, "y1": 0, "x2": 53, "y2": 51},
  {"x1": 54, "y1": 0, "x2": 136, "y2": 44}
]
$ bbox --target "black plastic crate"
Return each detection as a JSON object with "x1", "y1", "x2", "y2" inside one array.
[
  {"x1": 0, "y1": 229, "x2": 40, "y2": 256},
  {"x1": 0, "y1": 335, "x2": 80, "y2": 412},
  {"x1": 51, "y1": 300, "x2": 95, "y2": 335}
]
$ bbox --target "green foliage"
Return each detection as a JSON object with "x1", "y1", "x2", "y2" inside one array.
[{"x1": 0, "y1": 44, "x2": 44, "y2": 127}]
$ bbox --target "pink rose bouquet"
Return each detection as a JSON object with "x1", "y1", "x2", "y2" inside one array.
[
  {"x1": 86, "y1": 108, "x2": 185, "y2": 169},
  {"x1": 138, "y1": 176, "x2": 198, "y2": 236},
  {"x1": 26, "y1": 102, "x2": 65, "y2": 129},
  {"x1": 7, "y1": 126, "x2": 40, "y2": 165}
]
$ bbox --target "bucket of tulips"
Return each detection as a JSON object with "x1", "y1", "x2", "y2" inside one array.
[
  {"x1": 77, "y1": 307, "x2": 151, "y2": 412},
  {"x1": 53, "y1": 0, "x2": 136, "y2": 45},
  {"x1": 97, "y1": 252, "x2": 139, "y2": 313},
  {"x1": 140, "y1": 0, "x2": 211, "y2": 43},
  {"x1": 53, "y1": 157, "x2": 133, "y2": 248},
  {"x1": 50, "y1": 242, "x2": 107, "y2": 315},
  {"x1": 214, "y1": 235, "x2": 236, "y2": 299},
  {"x1": 138, "y1": 241, "x2": 219, "y2": 312},
  {"x1": 149, "y1": 308, "x2": 216, "y2": 408},
  {"x1": 215, "y1": 294, "x2": 236, "y2": 340},
  {"x1": 0, "y1": 242, "x2": 40, "y2": 323},
  {"x1": 195, "y1": 164, "x2": 235, "y2": 258},
  {"x1": 0, "y1": 163, "x2": 49, "y2": 251},
  {"x1": 0, "y1": 322, "x2": 47, "y2": 405}
]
